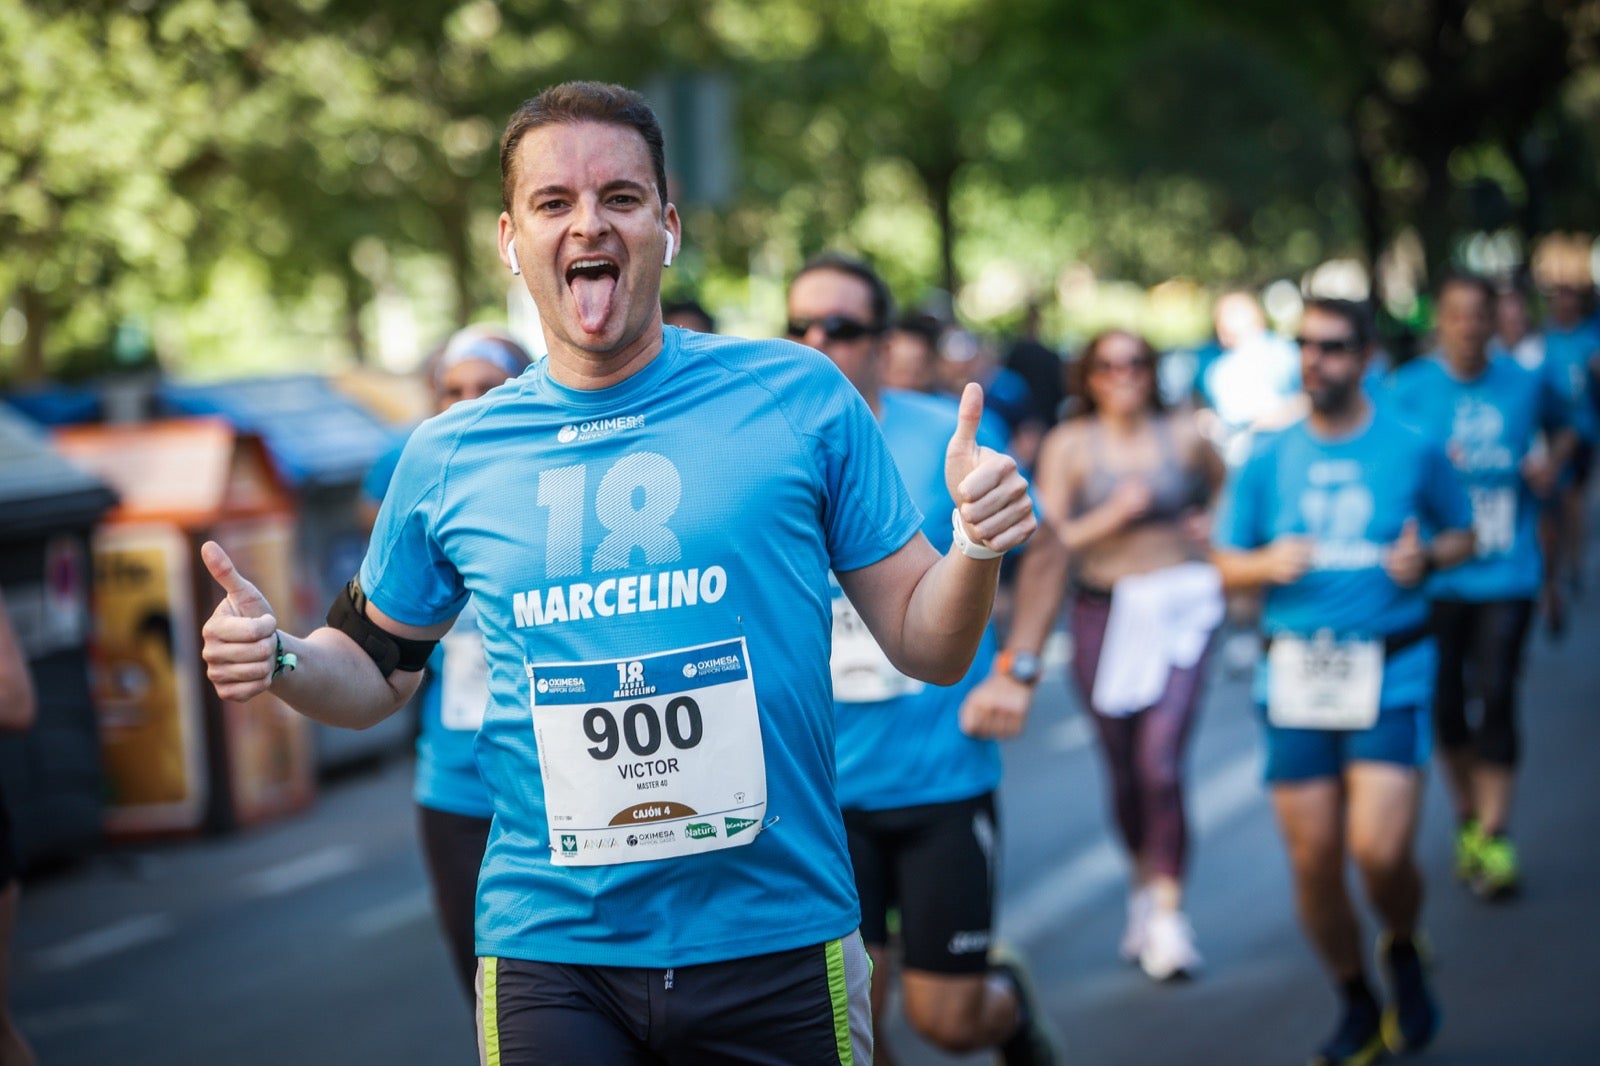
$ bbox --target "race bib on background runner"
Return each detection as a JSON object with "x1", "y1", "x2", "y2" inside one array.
[
  {"x1": 1467, "y1": 486, "x2": 1515, "y2": 558},
  {"x1": 439, "y1": 612, "x2": 489, "y2": 731},
  {"x1": 530, "y1": 638, "x2": 767, "y2": 867},
  {"x1": 1267, "y1": 632, "x2": 1382, "y2": 731},
  {"x1": 830, "y1": 589, "x2": 924, "y2": 703}
]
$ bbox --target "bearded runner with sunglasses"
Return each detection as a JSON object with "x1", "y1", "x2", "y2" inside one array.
[
  {"x1": 1213, "y1": 298, "x2": 1475, "y2": 1066},
  {"x1": 786, "y1": 253, "x2": 1060, "y2": 1066},
  {"x1": 1389, "y1": 273, "x2": 1578, "y2": 903},
  {"x1": 198, "y1": 82, "x2": 1035, "y2": 1066}
]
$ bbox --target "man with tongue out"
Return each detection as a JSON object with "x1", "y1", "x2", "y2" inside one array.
[{"x1": 196, "y1": 81, "x2": 1035, "y2": 1065}]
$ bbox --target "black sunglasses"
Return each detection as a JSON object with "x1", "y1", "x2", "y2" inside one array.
[
  {"x1": 785, "y1": 315, "x2": 878, "y2": 343},
  {"x1": 1295, "y1": 335, "x2": 1361, "y2": 355}
]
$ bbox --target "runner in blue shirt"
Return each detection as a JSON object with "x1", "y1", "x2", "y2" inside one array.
[
  {"x1": 1489, "y1": 283, "x2": 1588, "y2": 636},
  {"x1": 196, "y1": 81, "x2": 1035, "y2": 1066},
  {"x1": 1214, "y1": 298, "x2": 1474, "y2": 1066},
  {"x1": 1390, "y1": 274, "x2": 1578, "y2": 902},
  {"x1": 360, "y1": 325, "x2": 532, "y2": 1003},
  {"x1": 787, "y1": 253, "x2": 1058, "y2": 1066},
  {"x1": 1539, "y1": 283, "x2": 1599, "y2": 603}
]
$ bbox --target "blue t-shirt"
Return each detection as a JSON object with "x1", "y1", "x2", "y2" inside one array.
[
  {"x1": 832, "y1": 389, "x2": 1004, "y2": 812},
  {"x1": 1389, "y1": 354, "x2": 1569, "y2": 601},
  {"x1": 1542, "y1": 324, "x2": 1599, "y2": 442},
  {"x1": 1216, "y1": 407, "x2": 1471, "y2": 710},
  {"x1": 364, "y1": 433, "x2": 495, "y2": 820},
  {"x1": 362, "y1": 326, "x2": 923, "y2": 968}
]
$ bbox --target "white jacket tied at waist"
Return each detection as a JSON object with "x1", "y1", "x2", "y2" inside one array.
[{"x1": 1091, "y1": 562, "x2": 1224, "y2": 718}]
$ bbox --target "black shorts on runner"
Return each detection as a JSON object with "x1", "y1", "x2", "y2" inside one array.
[
  {"x1": 844, "y1": 791, "x2": 999, "y2": 975},
  {"x1": 1570, "y1": 439, "x2": 1594, "y2": 487},
  {"x1": 477, "y1": 933, "x2": 872, "y2": 1066}
]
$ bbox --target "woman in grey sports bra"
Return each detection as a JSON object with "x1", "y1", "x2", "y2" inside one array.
[{"x1": 964, "y1": 328, "x2": 1224, "y2": 983}]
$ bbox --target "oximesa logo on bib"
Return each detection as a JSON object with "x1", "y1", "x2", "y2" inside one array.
[{"x1": 557, "y1": 414, "x2": 647, "y2": 445}]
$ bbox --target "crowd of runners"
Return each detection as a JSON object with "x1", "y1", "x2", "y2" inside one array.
[{"x1": 194, "y1": 81, "x2": 1598, "y2": 1066}]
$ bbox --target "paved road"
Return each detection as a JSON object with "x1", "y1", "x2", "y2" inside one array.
[{"x1": 15, "y1": 561, "x2": 1600, "y2": 1064}]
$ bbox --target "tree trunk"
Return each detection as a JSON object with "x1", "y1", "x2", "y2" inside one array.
[
  {"x1": 439, "y1": 187, "x2": 474, "y2": 328},
  {"x1": 929, "y1": 168, "x2": 958, "y2": 308},
  {"x1": 18, "y1": 284, "x2": 46, "y2": 384},
  {"x1": 1347, "y1": 120, "x2": 1387, "y2": 312},
  {"x1": 1414, "y1": 147, "x2": 1455, "y2": 286},
  {"x1": 341, "y1": 260, "x2": 369, "y2": 365}
]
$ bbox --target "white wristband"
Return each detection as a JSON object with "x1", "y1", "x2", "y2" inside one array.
[{"x1": 951, "y1": 508, "x2": 1003, "y2": 560}]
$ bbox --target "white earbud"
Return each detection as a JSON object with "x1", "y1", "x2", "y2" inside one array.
[
  {"x1": 507, "y1": 240, "x2": 521, "y2": 276},
  {"x1": 663, "y1": 232, "x2": 675, "y2": 268}
]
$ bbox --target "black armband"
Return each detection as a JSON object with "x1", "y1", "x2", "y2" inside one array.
[{"x1": 326, "y1": 578, "x2": 438, "y2": 677}]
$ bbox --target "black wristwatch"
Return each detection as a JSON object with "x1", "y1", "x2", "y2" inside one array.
[{"x1": 996, "y1": 648, "x2": 1042, "y2": 685}]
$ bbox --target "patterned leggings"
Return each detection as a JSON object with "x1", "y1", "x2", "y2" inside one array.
[{"x1": 1070, "y1": 593, "x2": 1211, "y2": 880}]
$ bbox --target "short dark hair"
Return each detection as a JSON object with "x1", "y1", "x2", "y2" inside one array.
[
  {"x1": 499, "y1": 81, "x2": 668, "y2": 213},
  {"x1": 662, "y1": 298, "x2": 716, "y2": 334},
  {"x1": 1301, "y1": 298, "x2": 1376, "y2": 350},
  {"x1": 1435, "y1": 271, "x2": 1496, "y2": 309},
  {"x1": 791, "y1": 252, "x2": 894, "y2": 332},
  {"x1": 893, "y1": 311, "x2": 945, "y2": 349}
]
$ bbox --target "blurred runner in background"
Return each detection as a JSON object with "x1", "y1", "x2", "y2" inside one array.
[
  {"x1": 1215, "y1": 297, "x2": 1474, "y2": 1065},
  {"x1": 1391, "y1": 274, "x2": 1578, "y2": 902},
  {"x1": 360, "y1": 325, "x2": 533, "y2": 1004},
  {"x1": 0, "y1": 591, "x2": 37, "y2": 1066},
  {"x1": 788, "y1": 253, "x2": 1059, "y2": 1066},
  {"x1": 966, "y1": 328, "x2": 1225, "y2": 983}
]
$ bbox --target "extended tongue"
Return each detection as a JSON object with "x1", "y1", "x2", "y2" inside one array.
[{"x1": 572, "y1": 275, "x2": 617, "y2": 334}]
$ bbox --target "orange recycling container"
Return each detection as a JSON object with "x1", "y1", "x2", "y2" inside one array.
[{"x1": 53, "y1": 417, "x2": 315, "y2": 837}]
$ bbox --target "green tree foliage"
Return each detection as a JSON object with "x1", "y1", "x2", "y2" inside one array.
[{"x1": 3, "y1": 0, "x2": 1599, "y2": 381}]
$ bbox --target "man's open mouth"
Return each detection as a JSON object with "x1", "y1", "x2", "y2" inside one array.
[{"x1": 567, "y1": 258, "x2": 621, "y2": 333}]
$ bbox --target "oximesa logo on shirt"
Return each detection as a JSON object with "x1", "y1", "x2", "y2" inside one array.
[{"x1": 557, "y1": 414, "x2": 647, "y2": 444}]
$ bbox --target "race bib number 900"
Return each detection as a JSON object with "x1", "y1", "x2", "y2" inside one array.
[{"x1": 530, "y1": 639, "x2": 767, "y2": 867}]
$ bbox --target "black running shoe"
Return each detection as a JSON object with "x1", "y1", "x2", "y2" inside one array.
[
  {"x1": 1310, "y1": 992, "x2": 1384, "y2": 1066},
  {"x1": 990, "y1": 945, "x2": 1062, "y2": 1066},
  {"x1": 1379, "y1": 934, "x2": 1440, "y2": 1053}
]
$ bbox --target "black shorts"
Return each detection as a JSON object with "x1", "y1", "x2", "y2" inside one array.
[
  {"x1": 844, "y1": 792, "x2": 998, "y2": 975},
  {"x1": 1570, "y1": 440, "x2": 1594, "y2": 486},
  {"x1": 0, "y1": 790, "x2": 15, "y2": 886},
  {"x1": 477, "y1": 934, "x2": 872, "y2": 1066}
]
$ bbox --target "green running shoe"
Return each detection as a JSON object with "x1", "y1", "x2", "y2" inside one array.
[
  {"x1": 1472, "y1": 834, "x2": 1520, "y2": 900},
  {"x1": 1452, "y1": 821, "x2": 1482, "y2": 884}
]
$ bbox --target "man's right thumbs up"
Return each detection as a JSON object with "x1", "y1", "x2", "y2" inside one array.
[{"x1": 199, "y1": 540, "x2": 281, "y2": 702}]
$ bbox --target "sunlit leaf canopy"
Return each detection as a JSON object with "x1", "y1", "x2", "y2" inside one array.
[{"x1": 2, "y1": 0, "x2": 1597, "y2": 382}]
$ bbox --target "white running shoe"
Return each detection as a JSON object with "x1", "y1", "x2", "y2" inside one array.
[
  {"x1": 1119, "y1": 887, "x2": 1153, "y2": 963},
  {"x1": 1139, "y1": 909, "x2": 1201, "y2": 981}
]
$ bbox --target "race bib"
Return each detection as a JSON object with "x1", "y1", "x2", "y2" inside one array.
[
  {"x1": 1267, "y1": 633, "x2": 1382, "y2": 731},
  {"x1": 1468, "y1": 486, "x2": 1515, "y2": 558},
  {"x1": 530, "y1": 638, "x2": 767, "y2": 867},
  {"x1": 438, "y1": 613, "x2": 489, "y2": 732},
  {"x1": 830, "y1": 589, "x2": 923, "y2": 703}
]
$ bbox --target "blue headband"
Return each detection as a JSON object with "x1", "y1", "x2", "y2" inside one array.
[{"x1": 434, "y1": 335, "x2": 528, "y2": 386}]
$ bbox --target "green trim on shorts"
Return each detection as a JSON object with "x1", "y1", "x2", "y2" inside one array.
[
  {"x1": 481, "y1": 956, "x2": 500, "y2": 1066},
  {"x1": 825, "y1": 937, "x2": 853, "y2": 1066}
]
